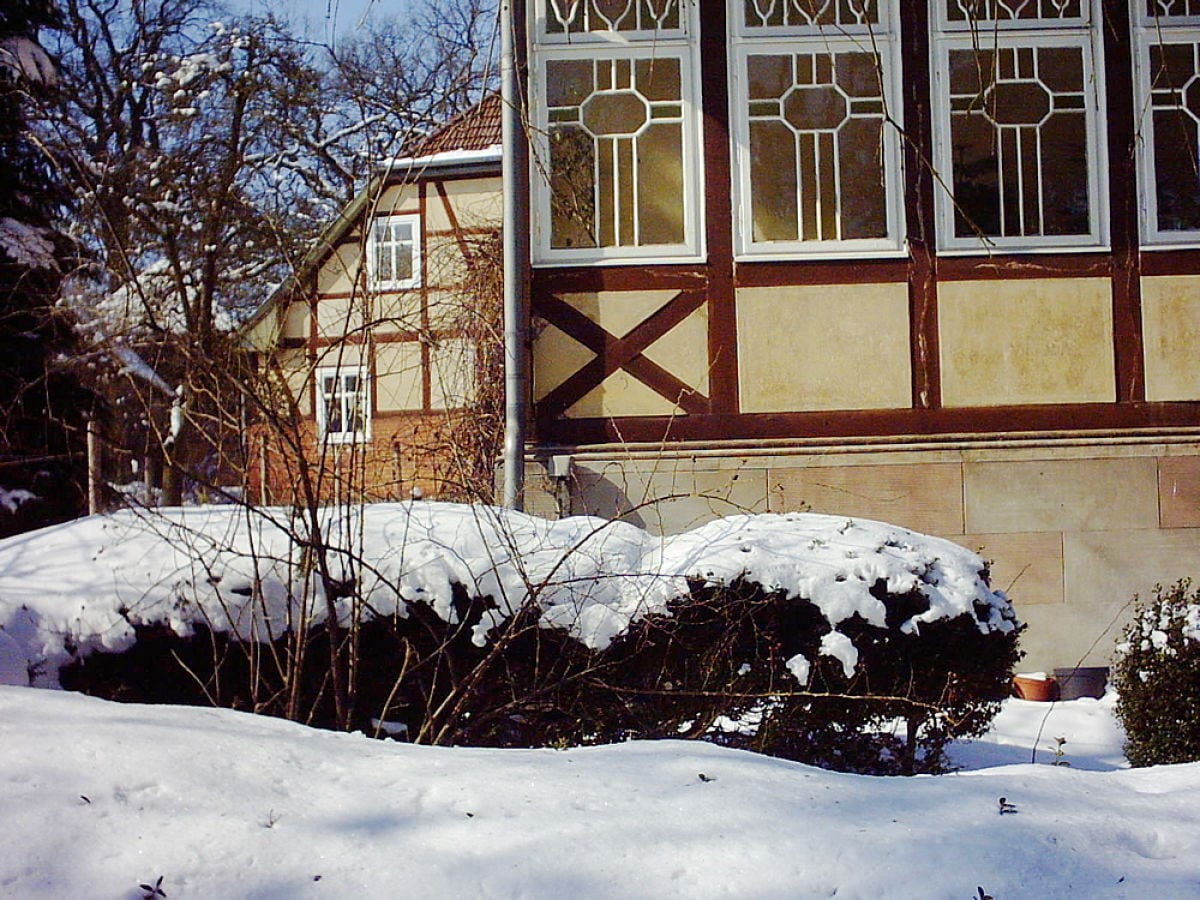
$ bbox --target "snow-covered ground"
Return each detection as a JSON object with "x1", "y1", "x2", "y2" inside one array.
[
  {"x1": 1, "y1": 506, "x2": 1194, "y2": 897},
  {"x1": 3, "y1": 684, "x2": 1198, "y2": 899}
]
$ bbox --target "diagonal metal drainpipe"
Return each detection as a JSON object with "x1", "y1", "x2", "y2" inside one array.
[{"x1": 501, "y1": 0, "x2": 530, "y2": 510}]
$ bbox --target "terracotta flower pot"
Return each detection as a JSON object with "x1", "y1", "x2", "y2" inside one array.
[{"x1": 1013, "y1": 674, "x2": 1058, "y2": 702}]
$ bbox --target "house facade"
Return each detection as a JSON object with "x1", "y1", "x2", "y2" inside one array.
[
  {"x1": 244, "y1": 97, "x2": 503, "y2": 504},
  {"x1": 518, "y1": 0, "x2": 1200, "y2": 669}
]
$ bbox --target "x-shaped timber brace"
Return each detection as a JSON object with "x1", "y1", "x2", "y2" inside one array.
[{"x1": 533, "y1": 288, "x2": 711, "y2": 421}]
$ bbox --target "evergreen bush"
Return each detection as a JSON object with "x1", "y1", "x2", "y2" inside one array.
[{"x1": 1113, "y1": 579, "x2": 1200, "y2": 767}]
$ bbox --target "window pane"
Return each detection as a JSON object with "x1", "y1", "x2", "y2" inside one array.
[
  {"x1": 746, "y1": 50, "x2": 889, "y2": 243},
  {"x1": 948, "y1": 44, "x2": 1090, "y2": 239},
  {"x1": 546, "y1": 55, "x2": 685, "y2": 250},
  {"x1": 545, "y1": 0, "x2": 680, "y2": 35},
  {"x1": 743, "y1": 0, "x2": 880, "y2": 29},
  {"x1": 943, "y1": 0, "x2": 1084, "y2": 24},
  {"x1": 1148, "y1": 42, "x2": 1200, "y2": 231}
]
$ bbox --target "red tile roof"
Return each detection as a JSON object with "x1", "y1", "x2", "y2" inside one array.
[{"x1": 405, "y1": 93, "x2": 502, "y2": 158}]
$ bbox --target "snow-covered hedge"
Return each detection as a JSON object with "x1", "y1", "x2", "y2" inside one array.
[
  {"x1": 0, "y1": 503, "x2": 1021, "y2": 771},
  {"x1": 0, "y1": 503, "x2": 1013, "y2": 685}
]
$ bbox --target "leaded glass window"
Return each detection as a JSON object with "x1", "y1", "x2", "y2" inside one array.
[
  {"x1": 1134, "y1": 5, "x2": 1200, "y2": 243},
  {"x1": 531, "y1": 0, "x2": 701, "y2": 263},
  {"x1": 932, "y1": 0, "x2": 1105, "y2": 250},
  {"x1": 731, "y1": 0, "x2": 904, "y2": 257}
]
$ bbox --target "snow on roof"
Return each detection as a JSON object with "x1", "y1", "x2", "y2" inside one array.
[
  {"x1": 380, "y1": 93, "x2": 503, "y2": 173},
  {"x1": 381, "y1": 144, "x2": 502, "y2": 174},
  {"x1": 0, "y1": 504, "x2": 1013, "y2": 687}
]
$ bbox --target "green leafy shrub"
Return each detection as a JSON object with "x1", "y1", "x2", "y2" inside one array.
[{"x1": 1114, "y1": 579, "x2": 1200, "y2": 767}]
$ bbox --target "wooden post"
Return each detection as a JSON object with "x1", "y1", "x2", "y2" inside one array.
[{"x1": 87, "y1": 418, "x2": 101, "y2": 515}]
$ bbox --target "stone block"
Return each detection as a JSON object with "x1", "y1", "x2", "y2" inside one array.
[
  {"x1": 1159, "y1": 455, "x2": 1200, "y2": 529},
  {"x1": 571, "y1": 463, "x2": 769, "y2": 535},
  {"x1": 959, "y1": 532, "x2": 1064, "y2": 606},
  {"x1": 768, "y1": 462, "x2": 964, "y2": 535},
  {"x1": 964, "y1": 457, "x2": 1158, "y2": 534}
]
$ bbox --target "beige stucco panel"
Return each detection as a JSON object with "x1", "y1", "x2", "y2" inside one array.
[
  {"x1": 533, "y1": 323, "x2": 593, "y2": 400},
  {"x1": 959, "y1": 531, "x2": 1064, "y2": 607},
  {"x1": 317, "y1": 242, "x2": 363, "y2": 295},
  {"x1": 964, "y1": 457, "x2": 1159, "y2": 533},
  {"x1": 1142, "y1": 275, "x2": 1200, "y2": 401},
  {"x1": 562, "y1": 290, "x2": 679, "y2": 339},
  {"x1": 277, "y1": 348, "x2": 311, "y2": 410},
  {"x1": 571, "y1": 463, "x2": 769, "y2": 535},
  {"x1": 282, "y1": 300, "x2": 310, "y2": 341},
  {"x1": 424, "y1": 176, "x2": 502, "y2": 232},
  {"x1": 425, "y1": 233, "x2": 470, "y2": 290},
  {"x1": 737, "y1": 283, "x2": 911, "y2": 413},
  {"x1": 373, "y1": 291, "x2": 424, "y2": 333},
  {"x1": 767, "y1": 462, "x2": 965, "y2": 535},
  {"x1": 317, "y1": 296, "x2": 369, "y2": 340},
  {"x1": 939, "y1": 278, "x2": 1115, "y2": 406},
  {"x1": 376, "y1": 183, "x2": 420, "y2": 215},
  {"x1": 375, "y1": 342, "x2": 423, "y2": 411},
  {"x1": 312, "y1": 342, "x2": 364, "y2": 369},
  {"x1": 430, "y1": 338, "x2": 476, "y2": 409},
  {"x1": 640, "y1": 303, "x2": 710, "y2": 397},
  {"x1": 565, "y1": 370, "x2": 683, "y2": 418},
  {"x1": 1160, "y1": 455, "x2": 1200, "y2": 529}
]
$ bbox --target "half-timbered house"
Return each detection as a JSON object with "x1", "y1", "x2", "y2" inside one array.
[
  {"x1": 244, "y1": 96, "x2": 503, "y2": 503},
  {"x1": 519, "y1": 0, "x2": 1200, "y2": 669}
]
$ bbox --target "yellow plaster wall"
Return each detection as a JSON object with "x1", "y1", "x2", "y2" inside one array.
[
  {"x1": 566, "y1": 372, "x2": 684, "y2": 418},
  {"x1": 316, "y1": 243, "x2": 362, "y2": 294},
  {"x1": 317, "y1": 296, "x2": 370, "y2": 341},
  {"x1": 282, "y1": 300, "x2": 310, "y2": 341},
  {"x1": 278, "y1": 348, "x2": 311, "y2": 409},
  {"x1": 533, "y1": 323, "x2": 593, "y2": 400},
  {"x1": 532, "y1": 290, "x2": 709, "y2": 418},
  {"x1": 312, "y1": 342, "x2": 363, "y2": 369},
  {"x1": 375, "y1": 342, "x2": 424, "y2": 412},
  {"x1": 566, "y1": 290, "x2": 679, "y2": 337},
  {"x1": 938, "y1": 278, "x2": 1115, "y2": 406},
  {"x1": 426, "y1": 233, "x2": 470, "y2": 289},
  {"x1": 424, "y1": 176, "x2": 502, "y2": 232},
  {"x1": 737, "y1": 283, "x2": 911, "y2": 413},
  {"x1": 1141, "y1": 275, "x2": 1200, "y2": 401},
  {"x1": 376, "y1": 183, "x2": 420, "y2": 215},
  {"x1": 430, "y1": 338, "x2": 476, "y2": 409},
  {"x1": 373, "y1": 292, "x2": 423, "y2": 333},
  {"x1": 642, "y1": 304, "x2": 710, "y2": 399}
]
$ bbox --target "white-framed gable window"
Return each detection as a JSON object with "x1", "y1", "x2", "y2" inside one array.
[
  {"x1": 1133, "y1": 2, "x2": 1200, "y2": 245},
  {"x1": 931, "y1": 0, "x2": 1107, "y2": 252},
  {"x1": 317, "y1": 366, "x2": 370, "y2": 443},
  {"x1": 530, "y1": 0, "x2": 704, "y2": 265},
  {"x1": 369, "y1": 214, "x2": 421, "y2": 289},
  {"x1": 731, "y1": 0, "x2": 906, "y2": 258}
]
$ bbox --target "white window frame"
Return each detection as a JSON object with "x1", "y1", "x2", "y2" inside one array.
[
  {"x1": 316, "y1": 366, "x2": 371, "y2": 444},
  {"x1": 729, "y1": 1, "x2": 906, "y2": 260},
  {"x1": 368, "y1": 213, "x2": 421, "y2": 290},
  {"x1": 1133, "y1": 6, "x2": 1200, "y2": 247},
  {"x1": 930, "y1": 0, "x2": 1109, "y2": 254},
  {"x1": 529, "y1": 0, "x2": 705, "y2": 266}
]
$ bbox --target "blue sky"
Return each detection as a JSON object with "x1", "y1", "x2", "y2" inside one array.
[{"x1": 235, "y1": 0, "x2": 386, "y2": 45}]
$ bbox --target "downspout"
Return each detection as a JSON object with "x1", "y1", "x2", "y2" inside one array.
[{"x1": 501, "y1": 0, "x2": 530, "y2": 510}]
